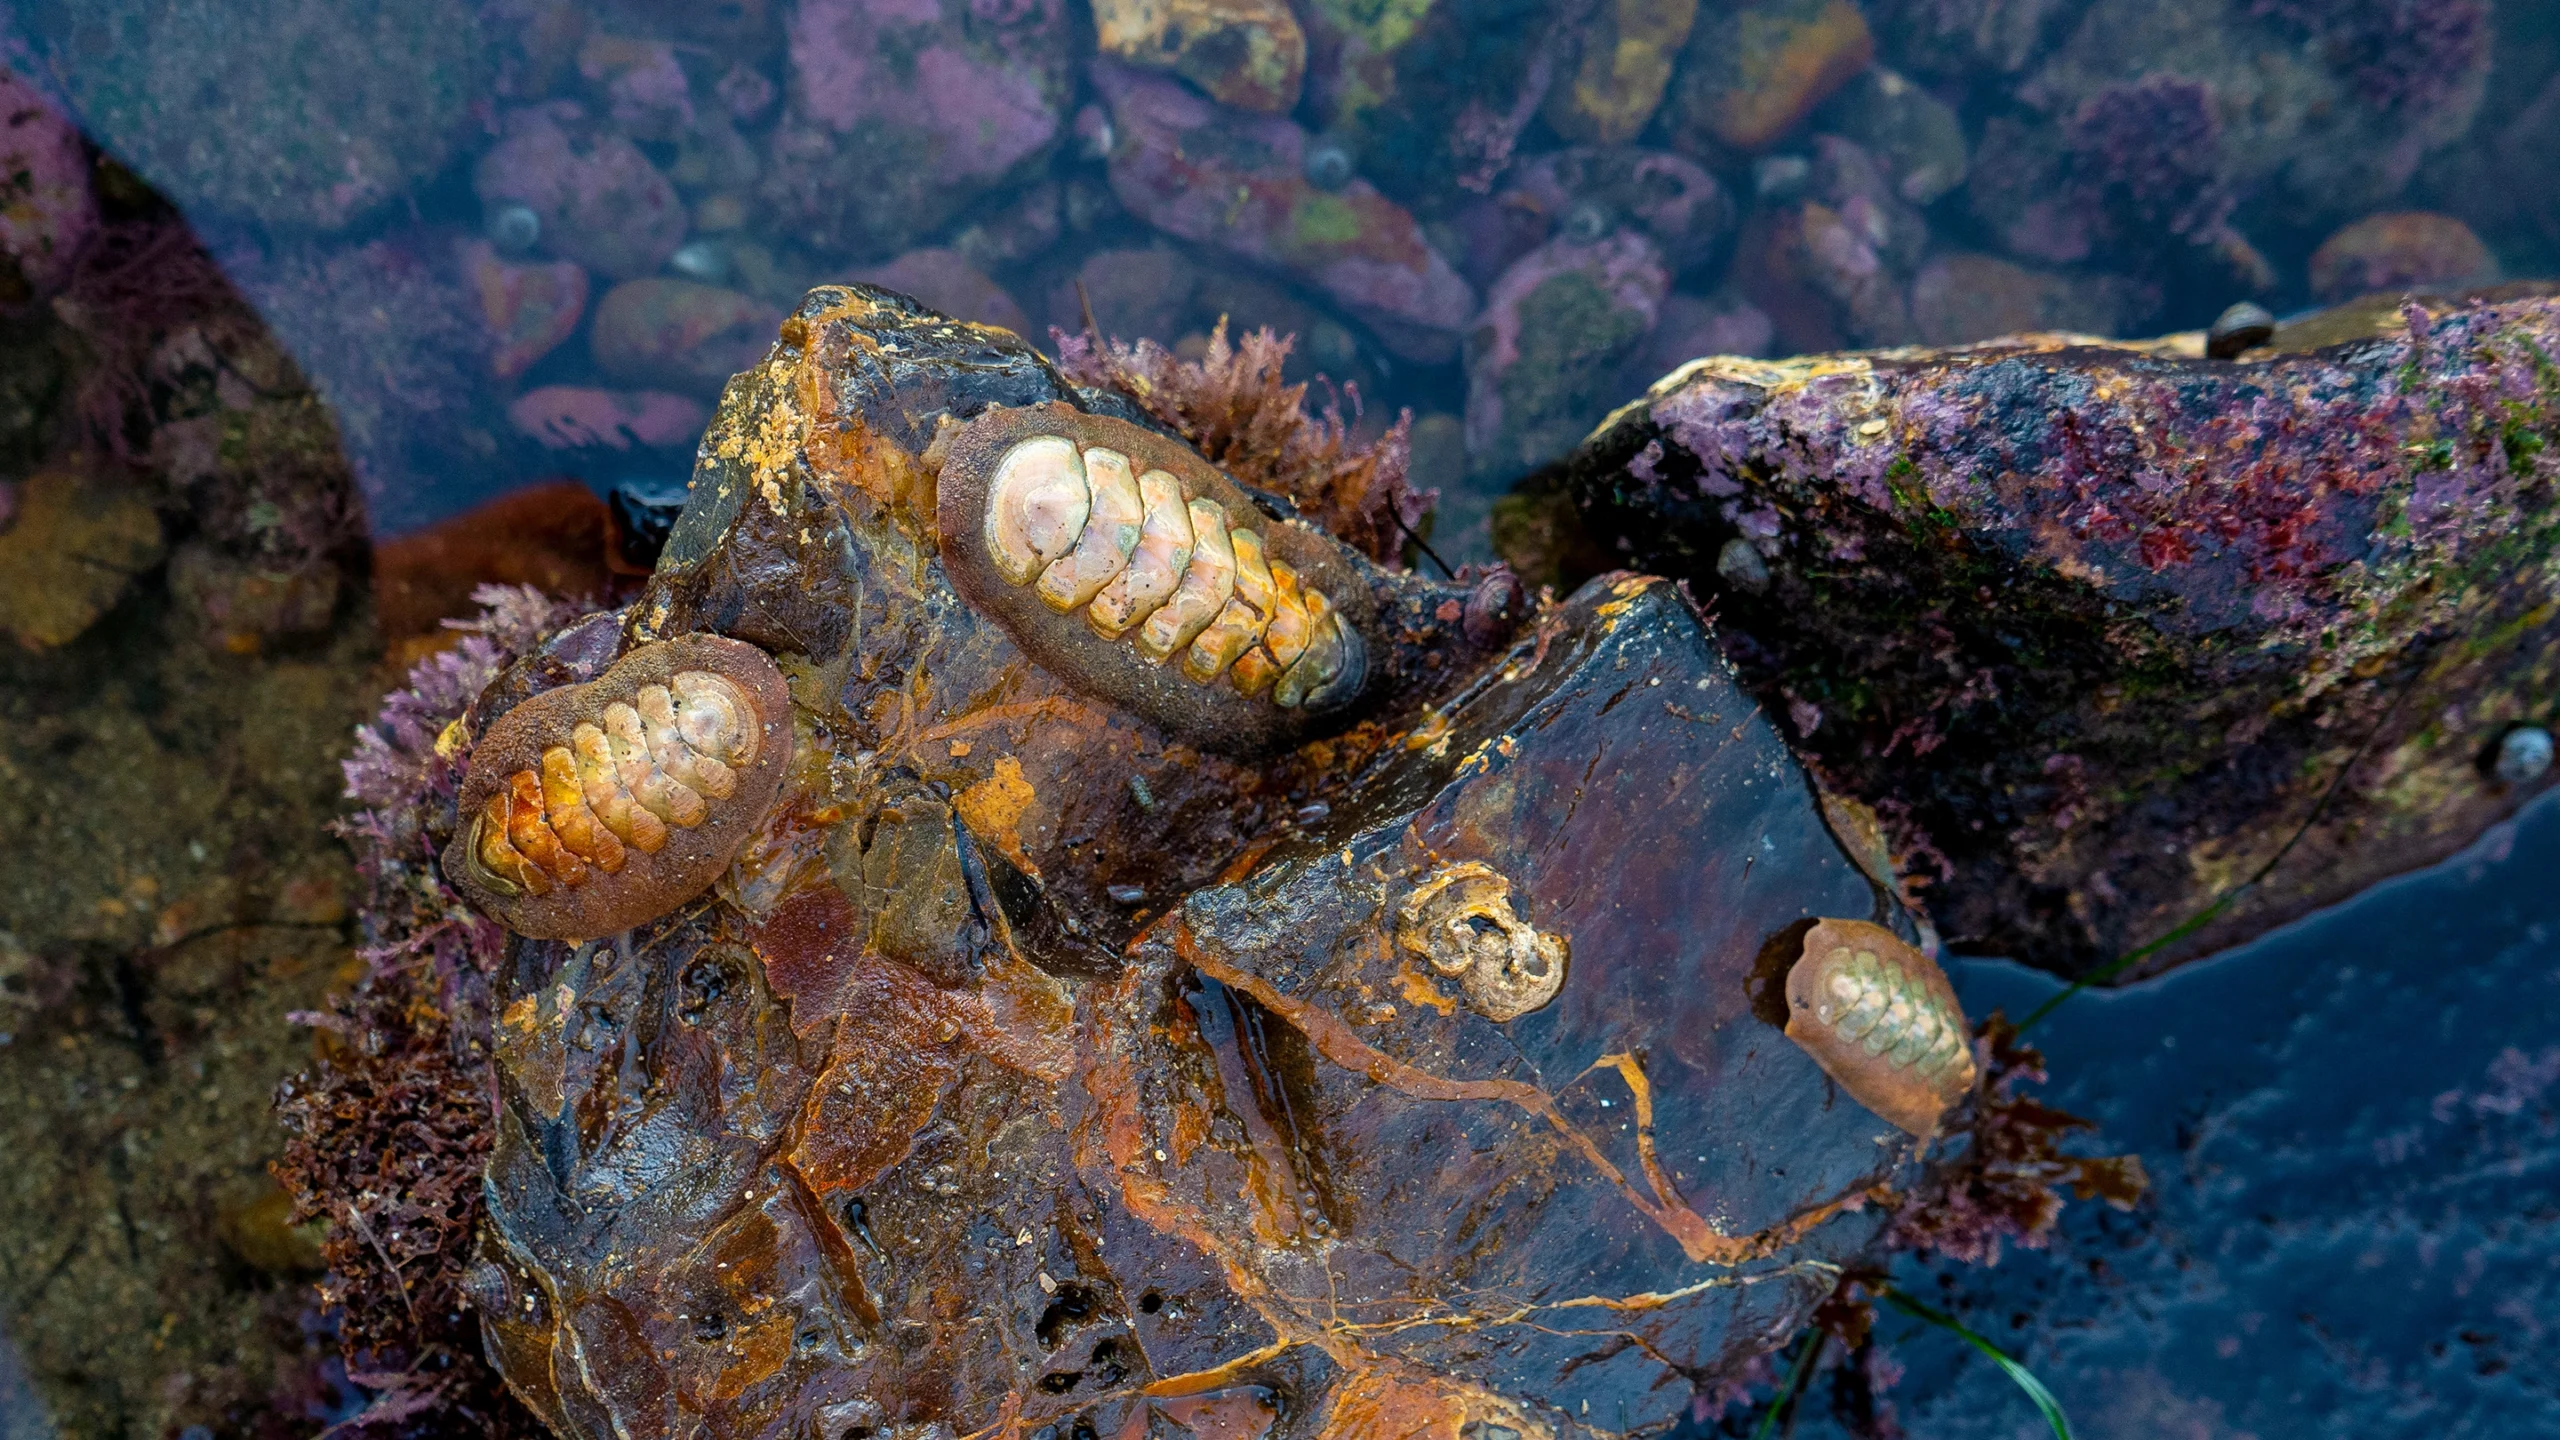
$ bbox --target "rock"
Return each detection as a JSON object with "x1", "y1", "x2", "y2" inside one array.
[
  {"x1": 589, "y1": 277, "x2": 782, "y2": 393},
  {"x1": 1625, "y1": 289, "x2": 1775, "y2": 388},
  {"x1": 1732, "y1": 136, "x2": 1929, "y2": 351},
  {"x1": 370, "y1": 480, "x2": 621, "y2": 641},
  {"x1": 456, "y1": 284, "x2": 1930, "y2": 1434},
  {"x1": 1049, "y1": 246, "x2": 1201, "y2": 344},
  {"x1": 234, "y1": 237, "x2": 489, "y2": 528},
  {"x1": 1815, "y1": 66, "x2": 1969, "y2": 205},
  {"x1": 0, "y1": 468, "x2": 164, "y2": 650},
  {"x1": 1302, "y1": 0, "x2": 1587, "y2": 200},
  {"x1": 214, "y1": 1186, "x2": 328, "y2": 1277},
  {"x1": 2005, "y1": 0, "x2": 2488, "y2": 245},
  {"x1": 577, "y1": 34, "x2": 696, "y2": 144},
  {"x1": 2307, "y1": 212, "x2": 2499, "y2": 303},
  {"x1": 1503, "y1": 146, "x2": 1735, "y2": 274},
  {"x1": 849, "y1": 248, "x2": 1032, "y2": 337},
  {"x1": 1543, "y1": 0, "x2": 1699, "y2": 145},
  {"x1": 1093, "y1": 0, "x2": 1306, "y2": 112},
  {"x1": 474, "y1": 103, "x2": 689, "y2": 281},
  {"x1": 25, "y1": 0, "x2": 486, "y2": 231},
  {"x1": 1666, "y1": 0, "x2": 1874, "y2": 155},
  {"x1": 0, "y1": 70, "x2": 96, "y2": 305},
  {"x1": 507, "y1": 384, "x2": 710, "y2": 451},
  {"x1": 1536, "y1": 287, "x2": 2560, "y2": 977},
  {"x1": 1465, "y1": 230, "x2": 1670, "y2": 477},
  {"x1": 167, "y1": 539, "x2": 343, "y2": 655},
  {"x1": 1908, "y1": 252, "x2": 2144, "y2": 345},
  {"x1": 757, "y1": 0, "x2": 1072, "y2": 260},
  {"x1": 1865, "y1": 0, "x2": 2078, "y2": 79},
  {"x1": 1095, "y1": 62, "x2": 1477, "y2": 361},
  {"x1": 461, "y1": 240, "x2": 589, "y2": 380}
]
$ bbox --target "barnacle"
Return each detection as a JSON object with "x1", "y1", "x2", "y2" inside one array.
[
  {"x1": 443, "y1": 634, "x2": 793, "y2": 940},
  {"x1": 1783, "y1": 918, "x2": 1976, "y2": 1137},
  {"x1": 939, "y1": 402, "x2": 1375, "y2": 752},
  {"x1": 1395, "y1": 861, "x2": 1570, "y2": 1022}
]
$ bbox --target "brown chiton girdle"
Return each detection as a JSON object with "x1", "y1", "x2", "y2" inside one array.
[
  {"x1": 936, "y1": 401, "x2": 1374, "y2": 752},
  {"x1": 442, "y1": 634, "x2": 794, "y2": 940},
  {"x1": 1783, "y1": 917, "x2": 1977, "y2": 1137}
]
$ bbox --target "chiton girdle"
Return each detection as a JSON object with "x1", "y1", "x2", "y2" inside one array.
[{"x1": 443, "y1": 633, "x2": 794, "y2": 941}]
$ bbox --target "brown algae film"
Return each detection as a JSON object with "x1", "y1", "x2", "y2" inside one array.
[
  {"x1": 938, "y1": 402, "x2": 1371, "y2": 751},
  {"x1": 444, "y1": 633, "x2": 794, "y2": 940},
  {"x1": 1784, "y1": 918, "x2": 1976, "y2": 1137}
]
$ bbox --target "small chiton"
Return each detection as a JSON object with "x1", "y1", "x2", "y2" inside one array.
[
  {"x1": 443, "y1": 633, "x2": 794, "y2": 940},
  {"x1": 1783, "y1": 918, "x2": 1976, "y2": 1137},
  {"x1": 937, "y1": 401, "x2": 1374, "y2": 752}
]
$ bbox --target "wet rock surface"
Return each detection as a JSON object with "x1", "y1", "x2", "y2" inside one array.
[
  {"x1": 1529, "y1": 288, "x2": 2560, "y2": 979},
  {"x1": 458, "y1": 288, "x2": 1934, "y2": 1436}
]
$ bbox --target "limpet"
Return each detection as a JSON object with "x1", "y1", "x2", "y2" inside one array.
[
  {"x1": 1782, "y1": 918, "x2": 1976, "y2": 1137},
  {"x1": 937, "y1": 402, "x2": 1374, "y2": 753},
  {"x1": 443, "y1": 634, "x2": 794, "y2": 940}
]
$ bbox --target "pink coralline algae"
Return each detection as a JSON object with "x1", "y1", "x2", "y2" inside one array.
[
  {"x1": 2251, "y1": 0, "x2": 2491, "y2": 114},
  {"x1": 1554, "y1": 292, "x2": 2560, "y2": 978},
  {"x1": 1093, "y1": 61, "x2": 1478, "y2": 361},
  {"x1": 759, "y1": 0, "x2": 1072, "y2": 257},
  {"x1": 0, "y1": 68, "x2": 96, "y2": 301},
  {"x1": 507, "y1": 385, "x2": 708, "y2": 451},
  {"x1": 473, "y1": 104, "x2": 688, "y2": 281}
]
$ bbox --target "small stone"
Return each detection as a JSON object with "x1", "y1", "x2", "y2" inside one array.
[
  {"x1": 609, "y1": 475, "x2": 694, "y2": 571},
  {"x1": 1667, "y1": 0, "x2": 1874, "y2": 154},
  {"x1": 850, "y1": 249, "x2": 1033, "y2": 337},
  {"x1": 1717, "y1": 537, "x2": 1770, "y2": 591},
  {"x1": 461, "y1": 239, "x2": 588, "y2": 379},
  {"x1": 2307, "y1": 212, "x2": 2498, "y2": 304},
  {"x1": 1544, "y1": 0, "x2": 1701, "y2": 145},
  {"x1": 475, "y1": 103, "x2": 688, "y2": 281},
  {"x1": 2495, "y1": 727, "x2": 2554, "y2": 786},
  {"x1": 1816, "y1": 66, "x2": 1968, "y2": 205},
  {"x1": 1093, "y1": 0, "x2": 1306, "y2": 112},
  {"x1": 214, "y1": 1186, "x2": 328, "y2": 1276},
  {"x1": 167, "y1": 540, "x2": 343, "y2": 655},
  {"x1": 1909, "y1": 253, "x2": 2141, "y2": 347},
  {"x1": 0, "y1": 469, "x2": 164, "y2": 650},
  {"x1": 2206, "y1": 301, "x2": 2276, "y2": 360},
  {"x1": 0, "y1": 70, "x2": 97, "y2": 303},
  {"x1": 508, "y1": 386, "x2": 710, "y2": 451},
  {"x1": 589, "y1": 278, "x2": 783, "y2": 394}
]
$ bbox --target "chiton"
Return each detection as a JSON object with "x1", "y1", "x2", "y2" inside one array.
[
  {"x1": 1782, "y1": 918, "x2": 1976, "y2": 1137},
  {"x1": 936, "y1": 401, "x2": 1375, "y2": 752},
  {"x1": 443, "y1": 633, "x2": 794, "y2": 940}
]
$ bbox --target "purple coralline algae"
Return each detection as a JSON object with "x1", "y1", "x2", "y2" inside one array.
[
  {"x1": 0, "y1": 68, "x2": 95, "y2": 303},
  {"x1": 1465, "y1": 228, "x2": 1670, "y2": 475},
  {"x1": 1094, "y1": 61, "x2": 1479, "y2": 360},
  {"x1": 474, "y1": 104, "x2": 689, "y2": 282},
  {"x1": 1542, "y1": 290, "x2": 2560, "y2": 977},
  {"x1": 758, "y1": 0, "x2": 1073, "y2": 260}
]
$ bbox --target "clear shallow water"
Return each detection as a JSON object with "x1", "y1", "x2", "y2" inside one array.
[{"x1": 1795, "y1": 791, "x2": 2560, "y2": 1438}]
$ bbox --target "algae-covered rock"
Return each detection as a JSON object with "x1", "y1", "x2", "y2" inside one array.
[
  {"x1": 27, "y1": 0, "x2": 487, "y2": 232},
  {"x1": 456, "y1": 287, "x2": 1937, "y2": 1436},
  {"x1": 0, "y1": 468, "x2": 163, "y2": 650},
  {"x1": 1533, "y1": 288, "x2": 2560, "y2": 978},
  {"x1": 1465, "y1": 230, "x2": 1668, "y2": 477}
]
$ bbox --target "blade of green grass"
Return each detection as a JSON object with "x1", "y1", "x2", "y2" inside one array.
[
  {"x1": 1882, "y1": 1288, "x2": 2073, "y2": 1440},
  {"x1": 1747, "y1": 1327, "x2": 1824, "y2": 1440}
]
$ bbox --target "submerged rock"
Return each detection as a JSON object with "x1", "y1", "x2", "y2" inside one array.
[
  {"x1": 1665, "y1": 0, "x2": 1873, "y2": 155},
  {"x1": 475, "y1": 104, "x2": 690, "y2": 282},
  {"x1": 453, "y1": 286, "x2": 1942, "y2": 1434},
  {"x1": 0, "y1": 467, "x2": 163, "y2": 649},
  {"x1": 1465, "y1": 230, "x2": 1670, "y2": 477},
  {"x1": 1530, "y1": 288, "x2": 2560, "y2": 977},
  {"x1": 1093, "y1": 0, "x2": 1306, "y2": 112},
  {"x1": 1095, "y1": 62, "x2": 1476, "y2": 361},
  {"x1": 2308, "y1": 211, "x2": 2500, "y2": 303}
]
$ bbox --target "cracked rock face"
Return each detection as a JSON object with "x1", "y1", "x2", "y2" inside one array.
[{"x1": 462, "y1": 287, "x2": 1924, "y2": 1439}]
